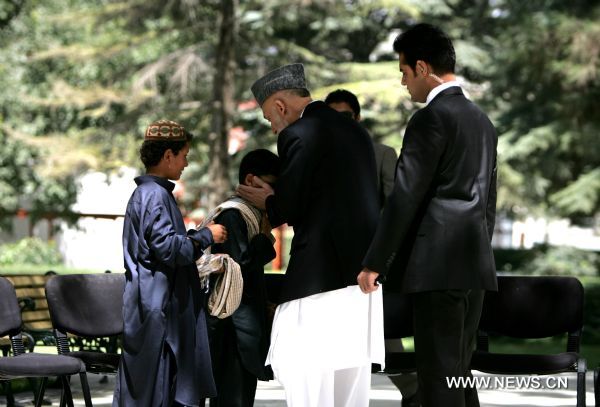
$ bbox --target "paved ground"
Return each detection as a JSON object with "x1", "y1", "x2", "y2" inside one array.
[{"x1": 0, "y1": 371, "x2": 595, "y2": 406}]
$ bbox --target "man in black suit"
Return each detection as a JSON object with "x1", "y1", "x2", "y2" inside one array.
[
  {"x1": 238, "y1": 63, "x2": 383, "y2": 406},
  {"x1": 358, "y1": 24, "x2": 498, "y2": 407}
]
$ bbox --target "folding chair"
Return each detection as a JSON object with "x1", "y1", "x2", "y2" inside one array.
[
  {"x1": 0, "y1": 276, "x2": 92, "y2": 407},
  {"x1": 472, "y1": 275, "x2": 587, "y2": 407},
  {"x1": 372, "y1": 290, "x2": 416, "y2": 375},
  {"x1": 45, "y1": 273, "x2": 124, "y2": 391}
]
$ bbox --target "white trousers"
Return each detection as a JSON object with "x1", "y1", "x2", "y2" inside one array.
[
  {"x1": 274, "y1": 363, "x2": 372, "y2": 407},
  {"x1": 266, "y1": 286, "x2": 384, "y2": 407}
]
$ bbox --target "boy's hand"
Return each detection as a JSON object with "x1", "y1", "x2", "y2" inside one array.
[{"x1": 207, "y1": 221, "x2": 227, "y2": 244}]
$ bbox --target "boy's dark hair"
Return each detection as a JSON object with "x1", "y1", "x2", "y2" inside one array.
[
  {"x1": 140, "y1": 131, "x2": 193, "y2": 170},
  {"x1": 324, "y1": 89, "x2": 361, "y2": 118},
  {"x1": 393, "y1": 23, "x2": 455, "y2": 74},
  {"x1": 238, "y1": 149, "x2": 280, "y2": 184}
]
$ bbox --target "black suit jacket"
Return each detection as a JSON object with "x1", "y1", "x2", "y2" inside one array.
[
  {"x1": 266, "y1": 101, "x2": 379, "y2": 303},
  {"x1": 363, "y1": 87, "x2": 498, "y2": 293}
]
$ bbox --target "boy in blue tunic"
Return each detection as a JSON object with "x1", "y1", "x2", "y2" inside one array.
[{"x1": 114, "y1": 119, "x2": 227, "y2": 407}]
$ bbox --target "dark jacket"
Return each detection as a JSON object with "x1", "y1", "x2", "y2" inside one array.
[
  {"x1": 115, "y1": 175, "x2": 216, "y2": 407},
  {"x1": 373, "y1": 142, "x2": 398, "y2": 208},
  {"x1": 266, "y1": 101, "x2": 379, "y2": 303},
  {"x1": 208, "y1": 207, "x2": 276, "y2": 381},
  {"x1": 363, "y1": 87, "x2": 498, "y2": 293}
]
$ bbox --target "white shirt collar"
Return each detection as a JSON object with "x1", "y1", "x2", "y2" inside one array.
[{"x1": 425, "y1": 80, "x2": 461, "y2": 105}]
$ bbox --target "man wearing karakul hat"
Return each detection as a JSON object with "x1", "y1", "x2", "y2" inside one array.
[{"x1": 237, "y1": 64, "x2": 385, "y2": 406}]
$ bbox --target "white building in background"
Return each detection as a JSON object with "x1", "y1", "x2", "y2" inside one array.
[
  {"x1": 492, "y1": 215, "x2": 600, "y2": 251},
  {"x1": 56, "y1": 167, "x2": 139, "y2": 271},
  {"x1": 509, "y1": 217, "x2": 600, "y2": 250},
  {"x1": 0, "y1": 166, "x2": 201, "y2": 271}
]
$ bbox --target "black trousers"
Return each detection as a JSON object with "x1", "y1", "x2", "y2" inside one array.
[
  {"x1": 201, "y1": 318, "x2": 258, "y2": 407},
  {"x1": 412, "y1": 289, "x2": 485, "y2": 407}
]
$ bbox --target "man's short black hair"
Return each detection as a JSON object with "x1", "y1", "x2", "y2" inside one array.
[
  {"x1": 238, "y1": 149, "x2": 280, "y2": 184},
  {"x1": 140, "y1": 131, "x2": 192, "y2": 170},
  {"x1": 324, "y1": 89, "x2": 361, "y2": 118},
  {"x1": 393, "y1": 23, "x2": 456, "y2": 74}
]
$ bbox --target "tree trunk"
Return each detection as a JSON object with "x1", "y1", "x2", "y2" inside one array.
[{"x1": 206, "y1": 0, "x2": 237, "y2": 208}]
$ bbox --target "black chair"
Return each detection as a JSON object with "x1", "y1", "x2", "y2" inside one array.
[
  {"x1": 472, "y1": 275, "x2": 587, "y2": 407},
  {"x1": 371, "y1": 290, "x2": 416, "y2": 375},
  {"x1": 45, "y1": 273, "x2": 124, "y2": 390},
  {"x1": 0, "y1": 276, "x2": 92, "y2": 407}
]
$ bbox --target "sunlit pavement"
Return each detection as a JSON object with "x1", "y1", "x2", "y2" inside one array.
[{"x1": 0, "y1": 372, "x2": 595, "y2": 406}]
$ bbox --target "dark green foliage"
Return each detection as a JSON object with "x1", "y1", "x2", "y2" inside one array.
[
  {"x1": 495, "y1": 246, "x2": 600, "y2": 277},
  {"x1": 493, "y1": 248, "x2": 540, "y2": 273},
  {"x1": 522, "y1": 246, "x2": 600, "y2": 277},
  {"x1": 0, "y1": 0, "x2": 598, "y2": 222},
  {"x1": 0, "y1": 0, "x2": 24, "y2": 28},
  {"x1": 0, "y1": 237, "x2": 63, "y2": 265},
  {"x1": 0, "y1": 128, "x2": 77, "y2": 229}
]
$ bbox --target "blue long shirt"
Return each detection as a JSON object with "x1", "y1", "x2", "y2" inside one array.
[{"x1": 114, "y1": 175, "x2": 216, "y2": 406}]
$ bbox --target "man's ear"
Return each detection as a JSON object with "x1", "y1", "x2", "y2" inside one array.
[
  {"x1": 416, "y1": 60, "x2": 428, "y2": 76},
  {"x1": 274, "y1": 99, "x2": 286, "y2": 115},
  {"x1": 243, "y1": 173, "x2": 254, "y2": 186}
]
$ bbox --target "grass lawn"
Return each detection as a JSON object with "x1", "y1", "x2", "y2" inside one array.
[
  {"x1": 490, "y1": 337, "x2": 600, "y2": 368},
  {"x1": 400, "y1": 336, "x2": 600, "y2": 368}
]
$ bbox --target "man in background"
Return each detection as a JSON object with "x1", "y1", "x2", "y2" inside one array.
[
  {"x1": 326, "y1": 89, "x2": 418, "y2": 407},
  {"x1": 325, "y1": 89, "x2": 397, "y2": 209}
]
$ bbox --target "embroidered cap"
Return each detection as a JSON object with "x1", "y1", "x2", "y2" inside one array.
[
  {"x1": 144, "y1": 119, "x2": 187, "y2": 141},
  {"x1": 251, "y1": 63, "x2": 308, "y2": 106}
]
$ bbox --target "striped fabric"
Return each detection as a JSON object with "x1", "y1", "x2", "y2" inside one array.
[{"x1": 196, "y1": 196, "x2": 262, "y2": 319}]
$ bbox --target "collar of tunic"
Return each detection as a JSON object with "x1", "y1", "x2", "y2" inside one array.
[{"x1": 135, "y1": 175, "x2": 176, "y2": 192}]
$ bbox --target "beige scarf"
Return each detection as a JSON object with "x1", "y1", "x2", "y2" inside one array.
[{"x1": 196, "y1": 196, "x2": 262, "y2": 319}]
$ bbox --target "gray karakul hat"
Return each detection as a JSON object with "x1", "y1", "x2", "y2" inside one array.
[{"x1": 251, "y1": 63, "x2": 308, "y2": 106}]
